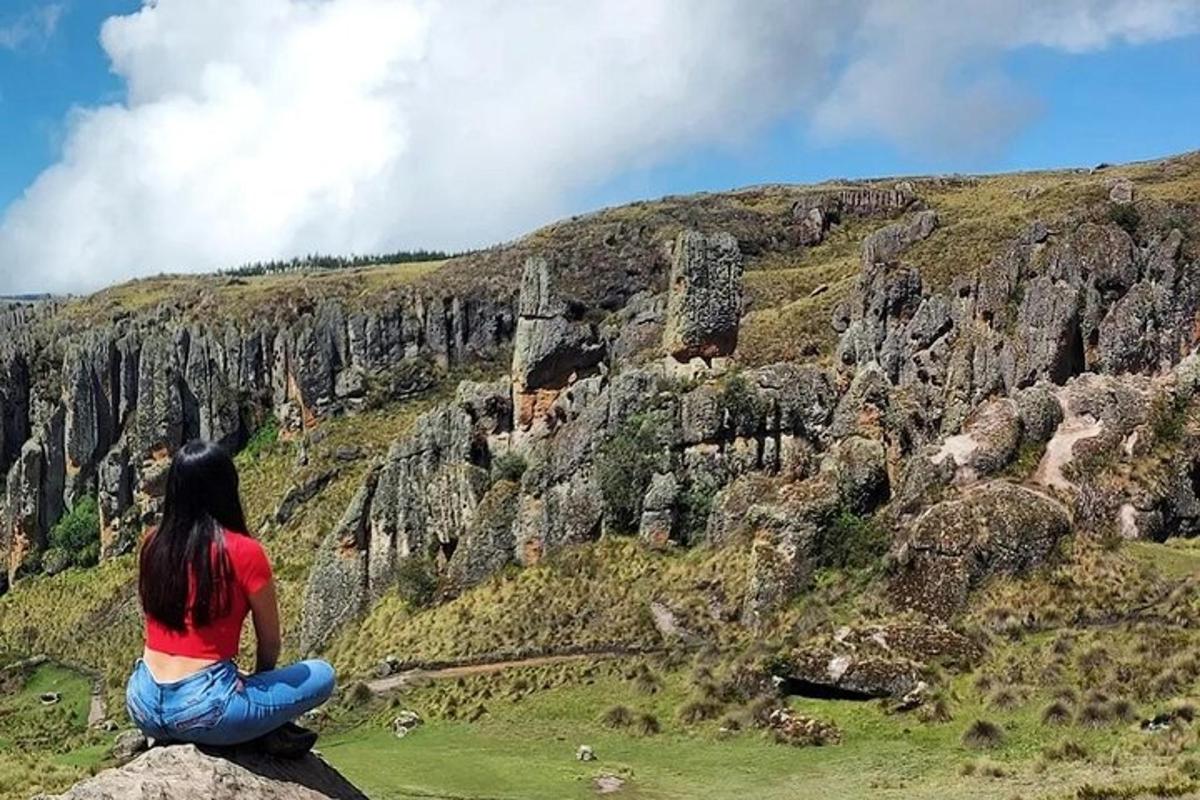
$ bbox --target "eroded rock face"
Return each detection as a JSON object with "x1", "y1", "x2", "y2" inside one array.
[
  {"x1": 1, "y1": 284, "x2": 513, "y2": 591},
  {"x1": 35, "y1": 744, "x2": 368, "y2": 800},
  {"x1": 890, "y1": 482, "x2": 1071, "y2": 618},
  {"x1": 663, "y1": 230, "x2": 744, "y2": 362},
  {"x1": 835, "y1": 218, "x2": 1197, "y2": 451},
  {"x1": 511, "y1": 257, "x2": 606, "y2": 437}
]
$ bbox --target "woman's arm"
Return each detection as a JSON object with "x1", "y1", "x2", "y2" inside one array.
[{"x1": 247, "y1": 580, "x2": 282, "y2": 674}]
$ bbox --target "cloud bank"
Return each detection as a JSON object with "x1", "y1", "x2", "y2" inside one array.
[{"x1": 0, "y1": 0, "x2": 1196, "y2": 294}]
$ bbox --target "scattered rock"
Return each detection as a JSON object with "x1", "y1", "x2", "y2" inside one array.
[
  {"x1": 765, "y1": 708, "x2": 841, "y2": 746},
  {"x1": 392, "y1": 710, "x2": 423, "y2": 738},
  {"x1": 892, "y1": 680, "x2": 931, "y2": 713},
  {"x1": 576, "y1": 744, "x2": 596, "y2": 762},
  {"x1": 593, "y1": 773, "x2": 625, "y2": 794},
  {"x1": 111, "y1": 730, "x2": 149, "y2": 762},
  {"x1": 1108, "y1": 177, "x2": 1135, "y2": 204},
  {"x1": 375, "y1": 656, "x2": 401, "y2": 678}
]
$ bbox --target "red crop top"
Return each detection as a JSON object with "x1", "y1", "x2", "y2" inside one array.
[{"x1": 143, "y1": 529, "x2": 273, "y2": 660}]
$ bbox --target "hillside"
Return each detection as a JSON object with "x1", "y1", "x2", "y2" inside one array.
[{"x1": 2, "y1": 151, "x2": 1200, "y2": 799}]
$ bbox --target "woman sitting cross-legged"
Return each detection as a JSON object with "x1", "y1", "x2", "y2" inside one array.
[{"x1": 125, "y1": 439, "x2": 335, "y2": 754}]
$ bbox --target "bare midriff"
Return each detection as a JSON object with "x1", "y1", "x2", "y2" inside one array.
[{"x1": 142, "y1": 647, "x2": 221, "y2": 683}]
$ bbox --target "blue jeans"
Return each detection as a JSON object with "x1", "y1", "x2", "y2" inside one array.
[{"x1": 125, "y1": 658, "x2": 336, "y2": 746}]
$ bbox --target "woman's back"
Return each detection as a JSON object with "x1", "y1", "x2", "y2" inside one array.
[
  {"x1": 144, "y1": 529, "x2": 272, "y2": 665},
  {"x1": 128, "y1": 439, "x2": 335, "y2": 752}
]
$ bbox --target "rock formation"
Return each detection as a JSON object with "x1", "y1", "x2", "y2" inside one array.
[
  {"x1": 0, "y1": 286, "x2": 514, "y2": 590},
  {"x1": 35, "y1": 744, "x2": 367, "y2": 800},
  {"x1": 663, "y1": 230, "x2": 744, "y2": 362}
]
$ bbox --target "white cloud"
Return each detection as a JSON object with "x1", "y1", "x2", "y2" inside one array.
[
  {"x1": 0, "y1": 0, "x2": 1195, "y2": 294},
  {"x1": 0, "y1": 2, "x2": 64, "y2": 51}
]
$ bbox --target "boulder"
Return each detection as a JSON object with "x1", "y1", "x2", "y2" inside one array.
[
  {"x1": 35, "y1": 744, "x2": 367, "y2": 800},
  {"x1": 826, "y1": 436, "x2": 889, "y2": 514},
  {"x1": 742, "y1": 473, "x2": 840, "y2": 627},
  {"x1": 860, "y1": 210, "x2": 939, "y2": 265},
  {"x1": 512, "y1": 315, "x2": 605, "y2": 391},
  {"x1": 638, "y1": 472, "x2": 679, "y2": 547},
  {"x1": 1108, "y1": 177, "x2": 1135, "y2": 204},
  {"x1": 890, "y1": 482, "x2": 1071, "y2": 618},
  {"x1": 663, "y1": 230, "x2": 744, "y2": 361},
  {"x1": 776, "y1": 622, "x2": 982, "y2": 699},
  {"x1": 274, "y1": 470, "x2": 339, "y2": 525},
  {"x1": 391, "y1": 710, "x2": 423, "y2": 738}
]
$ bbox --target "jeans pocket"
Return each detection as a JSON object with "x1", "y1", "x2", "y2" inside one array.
[{"x1": 166, "y1": 695, "x2": 228, "y2": 734}]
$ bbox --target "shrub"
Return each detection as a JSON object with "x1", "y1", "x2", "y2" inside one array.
[
  {"x1": 242, "y1": 416, "x2": 280, "y2": 460},
  {"x1": 48, "y1": 496, "x2": 101, "y2": 569},
  {"x1": 1108, "y1": 203, "x2": 1141, "y2": 237},
  {"x1": 396, "y1": 556, "x2": 439, "y2": 609},
  {"x1": 344, "y1": 681, "x2": 373, "y2": 708},
  {"x1": 677, "y1": 473, "x2": 722, "y2": 544},
  {"x1": 635, "y1": 713, "x2": 662, "y2": 736},
  {"x1": 961, "y1": 758, "x2": 1007, "y2": 778},
  {"x1": 1110, "y1": 698, "x2": 1137, "y2": 723},
  {"x1": 601, "y1": 705, "x2": 634, "y2": 729},
  {"x1": 1042, "y1": 701, "x2": 1072, "y2": 726},
  {"x1": 1150, "y1": 392, "x2": 1190, "y2": 446},
  {"x1": 824, "y1": 509, "x2": 888, "y2": 571},
  {"x1": 1077, "y1": 701, "x2": 1112, "y2": 728},
  {"x1": 595, "y1": 414, "x2": 662, "y2": 533},
  {"x1": 1043, "y1": 739, "x2": 1088, "y2": 762},
  {"x1": 632, "y1": 665, "x2": 662, "y2": 695},
  {"x1": 721, "y1": 374, "x2": 764, "y2": 436},
  {"x1": 678, "y1": 700, "x2": 723, "y2": 724},
  {"x1": 1153, "y1": 669, "x2": 1185, "y2": 699},
  {"x1": 917, "y1": 692, "x2": 954, "y2": 724},
  {"x1": 491, "y1": 452, "x2": 528, "y2": 484},
  {"x1": 988, "y1": 687, "x2": 1022, "y2": 711},
  {"x1": 962, "y1": 719, "x2": 1005, "y2": 749}
]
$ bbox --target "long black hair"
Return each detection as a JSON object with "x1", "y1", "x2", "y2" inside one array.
[{"x1": 138, "y1": 440, "x2": 250, "y2": 631}]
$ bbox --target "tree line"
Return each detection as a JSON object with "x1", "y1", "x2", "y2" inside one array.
[{"x1": 222, "y1": 249, "x2": 458, "y2": 277}]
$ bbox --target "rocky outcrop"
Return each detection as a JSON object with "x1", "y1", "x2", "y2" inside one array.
[
  {"x1": 890, "y1": 482, "x2": 1071, "y2": 618},
  {"x1": 836, "y1": 217, "x2": 1197, "y2": 451},
  {"x1": 303, "y1": 298, "x2": 845, "y2": 646},
  {"x1": 777, "y1": 622, "x2": 982, "y2": 698},
  {"x1": 511, "y1": 256, "x2": 605, "y2": 436},
  {"x1": 35, "y1": 744, "x2": 367, "y2": 800},
  {"x1": 663, "y1": 231, "x2": 744, "y2": 362},
  {"x1": 1, "y1": 287, "x2": 515, "y2": 592}
]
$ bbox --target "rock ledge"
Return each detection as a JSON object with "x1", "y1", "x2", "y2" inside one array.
[{"x1": 33, "y1": 744, "x2": 367, "y2": 800}]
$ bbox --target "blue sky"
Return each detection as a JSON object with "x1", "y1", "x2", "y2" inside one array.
[
  {"x1": 0, "y1": 0, "x2": 1197, "y2": 294},
  {"x1": 587, "y1": 36, "x2": 1200, "y2": 207},
  {"x1": 0, "y1": 1, "x2": 134, "y2": 211}
]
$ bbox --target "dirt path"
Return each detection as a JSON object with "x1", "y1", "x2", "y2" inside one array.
[
  {"x1": 87, "y1": 691, "x2": 105, "y2": 727},
  {"x1": 367, "y1": 651, "x2": 631, "y2": 695}
]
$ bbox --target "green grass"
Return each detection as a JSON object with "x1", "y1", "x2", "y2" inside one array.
[
  {"x1": 320, "y1": 655, "x2": 1182, "y2": 800},
  {"x1": 57, "y1": 259, "x2": 445, "y2": 328},
  {"x1": 0, "y1": 663, "x2": 114, "y2": 800}
]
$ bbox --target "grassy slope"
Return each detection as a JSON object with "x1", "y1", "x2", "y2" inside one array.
[
  {"x1": 2, "y1": 154, "x2": 1200, "y2": 799},
  {"x1": 57, "y1": 259, "x2": 445, "y2": 327},
  {"x1": 0, "y1": 662, "x2": 105, "y2": 799}
]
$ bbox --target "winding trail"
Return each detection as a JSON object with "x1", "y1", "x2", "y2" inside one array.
[{"x1": 367, "y1": 650, "x2": 641, "y2": 695}]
